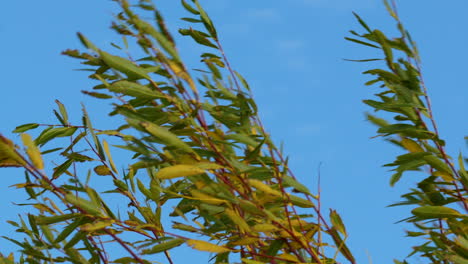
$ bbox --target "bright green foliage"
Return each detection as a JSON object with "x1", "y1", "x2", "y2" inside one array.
[{"x1": 348, "y1": 1, "x2": 468, "y2": 263}]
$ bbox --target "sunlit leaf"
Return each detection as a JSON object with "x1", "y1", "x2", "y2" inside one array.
[
  {"x1": 186, "y1": 239, "x2": 230, "y2": 253},
  {"x1": 21, "y1": 133, "x2": 44, "y2": 170},
  {"x1": 13, "y1": 123, "x2": 40, "y2": 133},
  {"x1": 142, "y1": 238, "x2": 185, "y2": 255},
  {"x1": 412, "y1": 206, "x2": 462, "y2": 219}
]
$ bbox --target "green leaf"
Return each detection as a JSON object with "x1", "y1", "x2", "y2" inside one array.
[
  {"x1": 64, "y1": 193, "x2": 102, "y2": 217},
  {"x1": 81, "y1": 90, "x2": 113, "y2": 99},
  {"x1": 328, "y1": 227, "x2": 355, "y2": 263},
  {"x1": 99, "y1": 51, "x2": 150, "y2": 80},
  {"x1": 54, "y1": 217, "x2": 88, "y2": 244},
  {"x1": 35, "y1": 213, "x2": 80, "y2": 225},
  {"x1": 77, "y1": 32, "x2": 99, "y2": 52},
  {"x1": 181, "y1": 0, "x2": 199, "y2": 15},
  {"x1": 140, "y1": 122, "x2": 194, "y2": 153},
  {"x1": 82, "y1": 105, "x2": 105, "y2": 160},
  {"x1": 345, "y1": 37, "x2": 379, "y2": 49},
  {"x1": 373, "y1": 29, "x2": 393, "y2": 65},
  {"x1": 55, "y1": 100, "x2": 69, "y2": 125},
  {"x1": 282, "y1": 176, "x2": 312, "y2": 196},
  {"x1": 35, "y1": 127, "x2": 77, "y2": 146},
  {"x1": 133, "y1": 19, "x2": 181, "y2": 61},
  {"x1": 109, "y1": 80, "x2": 162, "y2": 99},
  {"x1": 53, "y1": 159, "x2": 73, "y2": 179},
  {"x1": 13, "y1": 123, "x2": 40, "y2": 133},
  {"x1": 330, "y1": 209, "x2": 347, "y2": 235},
  {"x1": 64, "y1": 231, "x2": 86, "y2": 249},
  {"x1": 142, "y1": 238, "x2": 185, "y2": 254},
  {"x1": 179, "y1": 28, "x2": 217, "y2": 48},
  {"x1": 288, "y1": 194, "x2": 315, "y2": 208},
  {"x1": 193, "y1": 0, "x2": 217, "y2": 38},
  {"x1": 412, "y1": 206, "x2": 462, "y2": 219},
  {"x1": 365, "y1": 113, "x2": 389, "y2": 127},
  {"x1": 352, "y1": 12, "x2": 372, "y2": 33},
  {"x1": 423, "y1": 155, "x2": 452, "y2": 175}
]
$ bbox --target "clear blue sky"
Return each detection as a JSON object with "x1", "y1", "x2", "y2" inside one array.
[{"x1": 1, "y1": 1, "x2": 467, "y2": 263}]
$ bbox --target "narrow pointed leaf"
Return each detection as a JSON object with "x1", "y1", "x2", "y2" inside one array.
[
  {"x1": 186, "y1": 239, "x2": 230, "y2": 253},
  {"x1": 142, "y1": 238, "x2": 185, "y2": 255}
]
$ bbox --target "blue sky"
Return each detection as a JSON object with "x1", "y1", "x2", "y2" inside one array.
[{"x1": 1, "y1": 0, "x2": 467, "y2": 263}]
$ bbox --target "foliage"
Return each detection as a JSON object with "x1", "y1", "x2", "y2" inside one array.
[
  {"x1": 0, "y1": 0, "x2": 353, "y2": 263},
  {"x1": 347, "y1": 1, "x2": 468, "y2": 263},
  {"x1": 0, "y1": 0, "x2": 466, "y2": 264}
]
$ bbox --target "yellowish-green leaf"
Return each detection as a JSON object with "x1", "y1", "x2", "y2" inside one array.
[
  {"x1": 94, "y1": 165, "x2": 112, "y2": 176},
  {"x1": 186, "y1": 239, "x2": 230, "y2": 253},
  {"x1": 21, "y1": 133, "x2": 44, "y2": 170},
  {"x1": 288, "y1": 194, "x2": 315, "y2": 208},
  {"x1": 141, "y1": 122, "x2": 194, "y2": 154},
  {"x1": 330, "y1": 209, "x2": 347, "y2": 235},
  {"x1": 109, "y1": 80, "x2": 161, "y2": 99},
  {"x1": 156, "y1": 164, "x2": 204, "y2": 179},
  {"x1": 64, "y1": 193, "x2": 102, "y2": 216},
  {"x1": 401, "y1": 138, "x2": 424, "y2": 153},
  {"x1": 13, "y1": 123, "x2": 40, "y2": 133},
  {"x1": 0, "y1": 135, "x2": 25, "y2": 167},
  {"x1": 230, "y1": 237, "x2": 259, "y2": 246},
  {"x1": 282, "y1": 176, "x2": 313, "y2": 196},
  {"x1": 190, "y1": 190, "x2": 226, "y2": 205},
  {"x1": 35, "y1": 213, "x2": 80, "y2": 225},
  {"x1": 167, "y1": 60, "x2": 197, "y2": 93},
  {"x1": 80, "y1": 220, "x2": 115, "y2": 232},
  {"x1": 423, "y1": 155, "x2": 452, "y2": 174},
  {"x1": 277, "y1": 253, "x2": 299, "y2": 262},
  {"x1": 225, "y1": 208, "x2": 250, "y2": 232},
  {"x1": 433, "y1": 171, "x2": 454, "y2": 182},
  {"x1": 133, "y1": 19, "x2": 180, "y2": 61},
  {"x1": 103, "y1": 140, "x2": 117, "y2": 173},
  {"x1": 142, "y1": 238, "x2": 185, "y2": 255},
  {"x1": 249, "y1": 179, "x2": 282, "y2": 197},
  {"x1": 99, "y1": 51, "x2": 150, "y2": 80},
  {"x1": 412, "y1": 206, "x2": 462, "y2": 219},
  {"x1": 77, "y1": 32, "x2": 99, "y2": 52},
  {"x1": 241, "y1": 259, "x2": 265, "y2": 264},
  {"x1": 252, "y1": 223, "x2": 277, "y2": 233}
]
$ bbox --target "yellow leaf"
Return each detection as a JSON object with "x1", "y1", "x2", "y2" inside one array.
[
  {"x1": 33, "y1": 203, "x2": 54, "y2": 214},
  {"x1": 0, "y1": 135, "x2": 25, "y2": 167},
  {"x1": 230, "y1": 237, "x2": 259, "y2": 246},
  {"x1": 433, "y1": 171, "x2": 454, "y2": 182},
  {"x1": 249, "y1": 179, "x2": 282, "y2": 197},
  {"x1": 167, "y1": 60, "x2": 197, "y2": 94},
  {"x1": 190, "y1": 190, "x2": 226, "y2": 205},
  {"x1": 186, "y1": 239, "x2": 230, "y2": 253},
  {"x1": 103, "y1": 140, "x2": 117, "y2": 173},
  {"x1": 80, "y1": 220, "x2": 115, "y2": 232},
  {"x1": 252, "y1": 223, "x2": 277, "y2": 233},
  {"x1": 401, "y1": 138, "x2": 424, "y2": 153},
  {"x1": 21, "y1": 133, "x2": 44, "y2": 169},
  {"x1": 277, "y1": 253, "x2": 299, "y2": 262},
  {"x1": 156, "y1": 164, "x2": 205, "y2": 179},
  {"x1": 241, "y1": 259, "x2": 265, "y2": 264},
  {"x1": 94, "y1": 165, "x2": 112, "y2": 176},
  {"x1": 225, "y1": 208, "x2": 251, "y2": 232}
]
